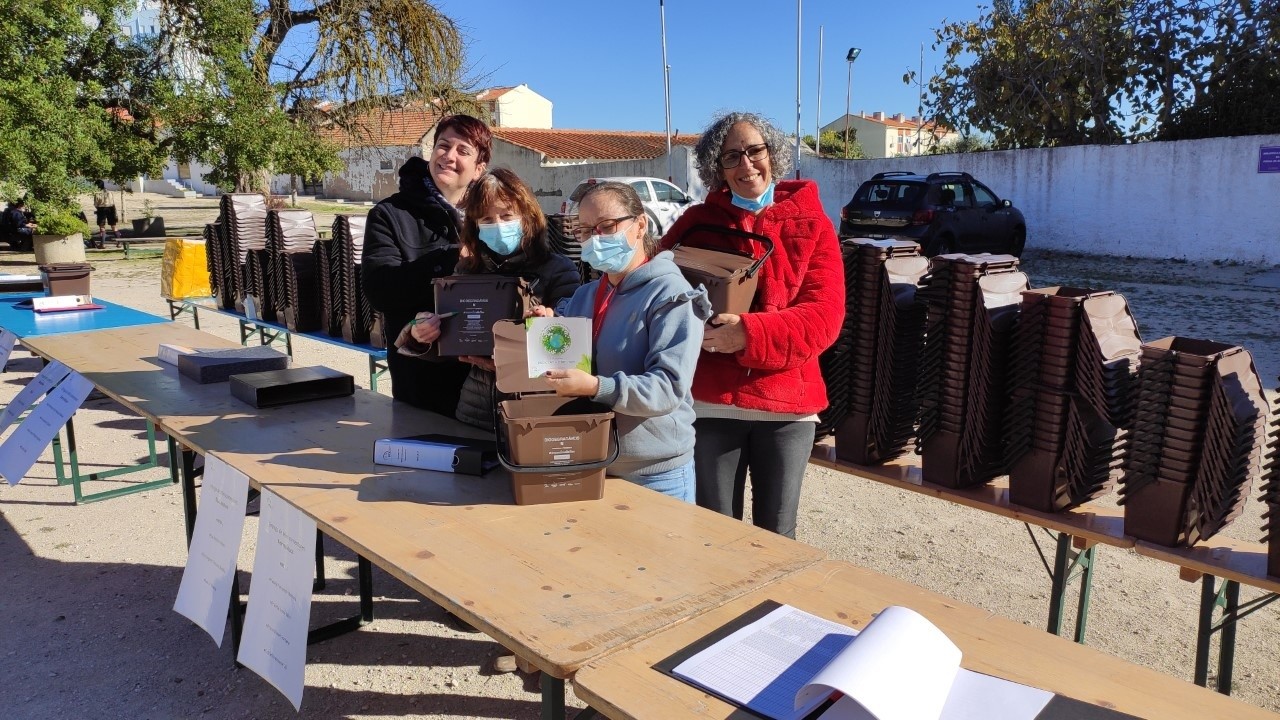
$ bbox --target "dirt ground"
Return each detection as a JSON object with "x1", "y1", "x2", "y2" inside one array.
[{"x1": 2, "y1": 191, "x2": 1279, "y2": 719}]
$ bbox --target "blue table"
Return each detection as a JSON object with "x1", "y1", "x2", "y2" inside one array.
[
  {"x1": 167, "y1": 297, "x2": 390, "y2": 390},
  {"x1": 0, "y1": 292, "x2": 173, "y2": 503}
]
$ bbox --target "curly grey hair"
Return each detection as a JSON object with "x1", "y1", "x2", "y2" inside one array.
[{"x1": 693, "y1": 111, "x2": 794, "y2": 192}]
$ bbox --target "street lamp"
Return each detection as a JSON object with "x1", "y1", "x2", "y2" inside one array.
[{"x1": 844, "y1": 47, "x2": 861, "y2": 159}]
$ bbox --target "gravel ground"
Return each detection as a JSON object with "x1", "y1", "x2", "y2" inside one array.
[{"x1": 1, "y1": 193, "x2": 1278, "y2": 719}]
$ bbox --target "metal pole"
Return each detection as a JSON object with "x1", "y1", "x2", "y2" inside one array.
[
  {"x1": 794, "y1": 0, "x2": 802, "y2": 178},
  {"x1": 844, "y1": 60, "x2": 852, "y2": 159},
  {"x1": 816, "y1": 26, "x2": 823, "y2": 156},
  {"x1": 660, "y1": 0, "x2": 673, "y2": 182}
]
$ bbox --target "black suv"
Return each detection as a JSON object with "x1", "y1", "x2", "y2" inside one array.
[{"x1": 839, "y1": 171, "x2": 1026, "y2": 256}]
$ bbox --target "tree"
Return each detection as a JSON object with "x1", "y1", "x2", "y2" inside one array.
[
  {"x1": 153, "y1": 0, "x2": 481, "y2": 191},
  {"x1": 914, "y1": 0, "x2": 1280, "y2": 147},
  {"x1": 803, "y1": 131, "x2": 864, "y2": 159}
]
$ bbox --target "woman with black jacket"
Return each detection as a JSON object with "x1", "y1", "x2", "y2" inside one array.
[
  {"x1": 448, "y1": 168, "x2": 580, "y2": 429},
  {"x1": 361, "y1": 114, "x2": 491, "y2": 417}
]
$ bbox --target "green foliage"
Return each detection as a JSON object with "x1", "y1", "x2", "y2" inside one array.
[
  {"x1": 803, "y1": 131, "x2": 864, "y2": 159},
  {"x1": 33, "y1": 204, "x2": 91, "y2": 237},
  {"x1": 930, "y1": 134, "x2": 991, "y2": 154},
  {"x1": 915, "y1": 0, "x2": 1280, "y2": 146}
]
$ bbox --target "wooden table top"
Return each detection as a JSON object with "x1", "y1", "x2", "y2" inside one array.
[
  {"x1": 1136, "y1": 535, "x2": 1280, "y2": 594},
  {"x1": 573, "y1": 559, "x2": 1280, "y2": 720},
  {"x1": 810, "y1": 442, "x2": 1133, "y2": 549},
  {"x1": 26, "y1": 323, "x2": 826, "y2": 679}
]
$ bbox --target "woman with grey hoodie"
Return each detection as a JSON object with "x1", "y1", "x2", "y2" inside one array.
[{"x1": 533, "y1": 181, "x2": 711, "y2": 502}]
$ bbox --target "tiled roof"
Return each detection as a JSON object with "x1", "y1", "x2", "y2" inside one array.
[
  {"x1": 852, "y1": 113, "x2": 951, "y2": 134},
  {"x1": 317, "y1": 107, "x2": 442, "y2": 148},
  {"x1": 493, "y1": 128, "x2": 700, "y2": 161},
  {"x1": 477, "y1": 86, "x2": 516, "y2": 101}
]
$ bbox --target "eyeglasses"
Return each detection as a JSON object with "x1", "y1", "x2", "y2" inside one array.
[
  {"x1": 718, "y1": 143, "x2": 769, "y2": 169},
  {"x1": 574, "y1": 215, "x2": 637, "y2": 239}
]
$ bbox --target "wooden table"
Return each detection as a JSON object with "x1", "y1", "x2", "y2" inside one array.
[
  {"x1": 810, "y1": 442, "x2": 1131, "y2": 642},
  {"x1": 25, "y1": 324, "x2": 827, "y2": 719},
  {"x1": 573, "y1": 559, "x2": 1280, "y2": 720}
]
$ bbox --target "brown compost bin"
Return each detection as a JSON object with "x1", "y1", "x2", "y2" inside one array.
[
  {"x1": 39, "y1": 263, "x2": 93, "y2": 297},
  {"x1": 492, "y1": 319, "x2": 616, "y2": 504},
  {"x1": 671, "y1": 224, "x2": 773, "y2": 315},
  {"x1": 432, "y1": 274, "x2": 526, "y2": 356}
]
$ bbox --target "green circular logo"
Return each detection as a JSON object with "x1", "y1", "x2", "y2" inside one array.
[{"x1": 541, "y1": 324, "x2": 571, "y2": 355}]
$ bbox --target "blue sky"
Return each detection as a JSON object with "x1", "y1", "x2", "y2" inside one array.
[{"x1": 434, "y1": 0, "x2": 985, "y2": 135}]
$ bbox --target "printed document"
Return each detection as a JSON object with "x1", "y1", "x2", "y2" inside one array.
[
  {"x1": 672, "y1": 604, "x2": 1053, "y2": 720},
  {"x1": 173, "y1": 454, "x2": 251, "y2": 646},
  {"x1": 0, "y1": 359, "x2": 73, "y2": 434},
  {"x1": 0, "y1": 371, "x2": 93, "y2": 486},
  {"x1": 236, "y1": 490, "x2": 317, "y2": 710},
  {"x1": 525, "y1": 316, "x2": 592, "y2": 377}
]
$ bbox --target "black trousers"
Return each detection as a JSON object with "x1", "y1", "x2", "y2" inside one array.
[{"x1": 693, "y1": 417, "x2": 815, "y2": 539}]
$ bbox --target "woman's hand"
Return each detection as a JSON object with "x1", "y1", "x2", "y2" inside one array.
[
  {"x1": 409, "y1": 312, "x2": 442, "y2": 344},
  {"x1": 526, "y1": 304, "x2": 555, "y2": 318},
  {"x1": 544, "y1": 369, "x2": 599, "y2": 397},
  {"x1": 702, "y1": 313, "x2": 746, "y2": 354},
  {"x1": 459, "y1": 355, "x2": 496, "y2": 372}
]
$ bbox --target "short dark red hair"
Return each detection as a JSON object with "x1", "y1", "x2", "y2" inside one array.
[{"x1": 434, "y1": 114, "x2": 492, "y2": 165}]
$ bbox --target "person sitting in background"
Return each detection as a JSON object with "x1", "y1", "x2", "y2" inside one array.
[
  {"x1": 661, "y1": 110, "x2": 845, "y2": 539},
  {"x1": 362, "y1": 114, "x2": 492, "y2": 417},
  {"x1": 532, "y1": 180, "x2": 711, "y2": 502},
  {"x1": 4, "y1": 200, "x2": 37, "y2": 251}
]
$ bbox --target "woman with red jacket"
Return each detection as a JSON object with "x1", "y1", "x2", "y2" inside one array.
[{"x1": 661, "y1": 111, "x2": 845, "y2": 539}]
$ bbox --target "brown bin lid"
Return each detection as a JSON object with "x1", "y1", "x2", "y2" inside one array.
[{"x1": 493, "y1": 319, "x2": 557, "y2": 395}]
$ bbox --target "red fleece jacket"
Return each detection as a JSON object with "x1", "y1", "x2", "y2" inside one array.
[{"x1": 661, "y1": 179, "x2": 845, "y2": 414}]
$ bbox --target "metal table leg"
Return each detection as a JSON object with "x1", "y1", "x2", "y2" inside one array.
[
  {"x1": 542, "y1": 673, "x2": 567, "y2": 720},
  {"x1": 51, "y1": 413, "x2": 172, "y2": 504},
  {"x1": 1029, "y1": 525, "x2": 1096, "y2": 643},
  {"x1": 1192, "y1": 575, "x2": 1275, "y2": 695}
]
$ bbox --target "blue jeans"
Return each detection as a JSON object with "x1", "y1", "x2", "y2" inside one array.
[{"x1": 620, "y1": 460, "x2": 695, "y2": 503}]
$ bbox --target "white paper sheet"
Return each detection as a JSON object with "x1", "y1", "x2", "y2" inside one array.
[
  {"x1": 0, "y1": 360, "x2": 73, "y2": 434},
  {"x1": 173, "y1": 455, "x2": 251, "y2": 646},
  {"x1": 672, "y1": 605, "x2": 856, "y2": 720},
  {"x1": 0, "y1": 328, "x2": 17, "y2": 371},
  {"x1": 525, "y1": 316, "x2": 592, "y2": 377},
  {"x1": 800, "y1": 606, "x2": 960, "y2": 720},
  {"x1": 0, "y1": 371, "x2": 92, "y2": 486},
  {"x1": 236, "y1": 490, "x2": 317, "y2": 711}
]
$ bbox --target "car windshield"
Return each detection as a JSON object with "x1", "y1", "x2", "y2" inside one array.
[{"x1": 853, "y1": 182, "x2": 923, "y2": 209}]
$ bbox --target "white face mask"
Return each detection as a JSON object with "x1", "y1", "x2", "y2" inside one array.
[{"x1": 477, "y1": 219, "x2": 522, "y2": 256}]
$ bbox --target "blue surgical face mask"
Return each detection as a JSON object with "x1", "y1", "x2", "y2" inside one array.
[
  {"x1": 581, "y1": 231, "x2": 637, "y2": 274},
  {"x1": 476, "y1": 219, "x2": 523, "y2": 256},
  {"x1": 731, "y1": 182, "x2": 776, "y2": 212}
]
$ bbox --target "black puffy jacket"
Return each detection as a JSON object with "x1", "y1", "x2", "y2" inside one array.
[{"x1": 362, "y1": 174, "x2": 469, "y2": 416}]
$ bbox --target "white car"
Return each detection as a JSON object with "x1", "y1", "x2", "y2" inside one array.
[{"x1": 561, "y1": 176, "x2": 696, "y2": 237}]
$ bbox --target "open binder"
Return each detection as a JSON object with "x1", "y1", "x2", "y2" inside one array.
[{"x1": 660, "y1": 602, "x2": 1140, "y2": 720}]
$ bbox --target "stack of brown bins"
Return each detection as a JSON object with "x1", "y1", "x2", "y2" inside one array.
[
  {"x1": 547, "y1": 214, "x2": 598, "y2": 284},
  {"x1": 204, "y1": 221, "x2": 236, "y2": 310},
  {"x1": 1120, "y1": 339, "x2": 1269, "y2": 546},
  {"x1": 312, "y1": 237, "x2": 343, "y2": 337},
  {"x1": 814, "y1": 239, "x2": 863, "y2": 440},
  {"x1": 333, "y1": 215, "x2": 379, "y2": 346},
  {"x1": 218, "y1": 193, "x2": 269, "y2": 313},
  {"x1": 268, "y1": 210, "x2": 321, "y2": 332},
  {"x1": 915, "y1": 254, "x2": 1027, "y2": 488},
  {"x1": 825, "y1": 239, "x2": 927, "y2": 465},
  {"x1": 1259, "y1": 385, "x2": 1280, "y2": 576},
  {"x1": 244, "y1": 249, "x2": 275, "y2": 321},
  {"x1": 1005, "y1": 289, "x2": 1142, "y2": 511}
]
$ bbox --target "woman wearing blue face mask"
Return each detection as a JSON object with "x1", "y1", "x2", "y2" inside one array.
[
  {"x1": 532, "y1": 181, "x2": 712, "y2": 502},
  {"x1": 444, "y1": 168, "x2": 580, "y2": 429},
  {"x1": 661, "y1": 111, "x2": 845, "y2": 540}
]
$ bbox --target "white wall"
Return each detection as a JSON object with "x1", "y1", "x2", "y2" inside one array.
[
  {"x1": 160, "y1": 158, "x2": 221, "y2": 197},
  {"x1": 488, "y1": 142, "x2": 702, "y2": 215},
  {"x1": 321, "y1": 145, "x2": 422, "y2": 202},
  {"x1": 493, "y1": 85, "x2": 553, "y2": 129},
  {"x1": 798, "y1": 134, "x2": 1280, "y2": 263}
]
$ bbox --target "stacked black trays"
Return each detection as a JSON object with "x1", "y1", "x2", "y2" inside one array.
[
  {"x1": 915, "y1": 253, "x2": 1026, "y2": 488},
  {"x1": 1260, "y1": 377, "x2": 1280, "y2": 577},
  {"x1": 217, "y1": 194, "x2": 269, "y2": 313},
  {"x1": 268, "y1": 210, "x2": 321, "y2": 332},
  {"x1": 823, "y1": 239, "x2": 927, "y2": 466},
  {"x1": 204, "y1": 222, "x2": 236, "y2": 311},
  {"x1": 1005, "y1": 288, "x2": 1142, "y2": 511},
  {"x1": 1120, "y1": 339, "x2": 1269, "y2": 546},
  {"x1": 313, "y1": 237, "x2": 343, "y2": 337},
  {"x1": 547, "y1": 214, "x2": 596, "y2": 284},
  {"x1": 333, "y1": 215, "x2": 376, "y2": 345}
]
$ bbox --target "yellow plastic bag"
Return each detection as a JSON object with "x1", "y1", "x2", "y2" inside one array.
[{"x1": 160, "y1": 237, "x2": 212, "y2": 299}]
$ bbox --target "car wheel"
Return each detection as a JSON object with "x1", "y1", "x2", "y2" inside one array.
[
  {"x1": 645, "y1": 210, "x2": 663, "y2": 238},
  {"x1": 1009, "y1": 227, "x2": 1026, "y2": 257}
]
